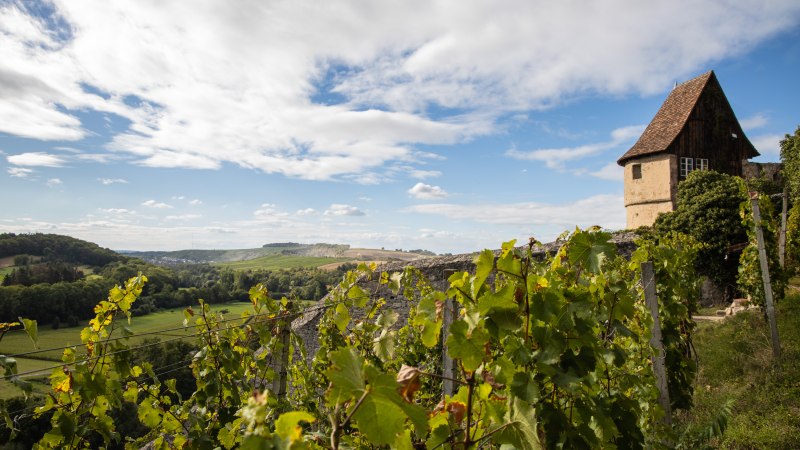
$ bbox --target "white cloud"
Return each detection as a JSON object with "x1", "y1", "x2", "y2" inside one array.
[
  {"x1": 188, "y1": 199, "x2": 203, "y2": 206},
  {"x1": 750, "y1": 133, "x2": 783, "y2": 158},
  {"x1": 407, "y1": 194, "x2": 625, "y2": 230},
  {"x1": 253, "y1": 203, "x2": 289, "y2": 220},
  {"x1": 506, "y1": 125, "x2": 645, "y2": 169},
  {"x1": 408, "y1": 169, "x2": 442, "y2": 179},
  {"x1": 98, "y1": 177, "x2": 128, "y2": 185},
  {"x1": 740, "y1": 113, "x2": 768, "y2": 130},
  {"x1": 7, "y1": 167, "x2": 33, "y2": 178},
  {"x1": 98, "y1": 208, "x2": 135, "y2": 215},
  {"x1": 345, "y1": 172, "x2": 383, "y2": 185},
  {"x1": 296, "y1": 208, "x2": 317, "y2": 216},
  {"x1": 141, "y1": 200, "x2": 173, "y2": 209},
  {"x1": 165, "y1": 214, "x2": 202, "y2": 221},
  {"x1": 75, "y1": 153, "x2": 119, "y2": 163},
  {"x1": 46, "y1": 178, "x2": 62, "y2": 187},
  {"x1": 324, "y1": 204, "x2": 365, "y2": 217},
  {"x1": 408, "y1": 182, "x2": 449, "y2": 199},
  {"x1": 0, "y1": 1, "x2": 797, "y2": 180},
  {"x1": 590, "y1": 163, "x2": 624, "y2": 182},
  {"x1": 7, "y1": 152, "x2": 66, "y2": 167}
]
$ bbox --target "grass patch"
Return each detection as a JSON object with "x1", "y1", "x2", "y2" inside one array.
[
  {"x1": 0, "y1": 358, "x2": 58, "y2": 400},
  {"x1": 0, "y1": 266, "x2": 13, "y2": 284},
  {"x1": 696, "y1": 306, "x2": 723, "y2": 316},
  {"x1": 0, "y1": 378, "x2": 50, "y2": 400},
  {"x1": 677, "y1": 296, "x2": 800, "y2": 449},
  {"x1": 0, "y1": 302, "x2": 256, "y2": 362},
  {"x1": 215, "y1": 254, "x2": 352, "y2": 271}
]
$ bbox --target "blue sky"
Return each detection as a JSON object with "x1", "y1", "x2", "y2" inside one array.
[{"x1": 1, "y1": 0, "x2": 799, "y2": 253}]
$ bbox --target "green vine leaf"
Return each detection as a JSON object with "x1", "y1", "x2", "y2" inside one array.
[
  {"x1": 473, "y1": 249, "x2": 495, "y2": 298},
  {"x1": 568, "y1": 229, "x2": 615, "y2": 274},
  {"x1": 447, "y1": 319, "x2": 489, "y2": 371},
  {"x1": 494, "y1": 397, "x2": 542, "y2": 450},
  {"x1": 412, "y1": 291, "x2": 444, "y2": 347},
  {"x1": 18, "y1": 317, "x2": 38, "y2": 349},
  {"x1": 325, "y1": 347, "x2": 365, "y2": 405},
  {"x1": 333, "y1": 303, "x2": 351, "y2": 332}
]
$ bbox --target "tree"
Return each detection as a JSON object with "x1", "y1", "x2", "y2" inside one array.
[
  {"x1": 654, "y1": 170, "x2": 747, "y2": 300},
  {"x1": 780, "y1": 125, "x2": 800, "y2": 201},
  {"x1": 780, "y1": 125, "x2": 800, "y2": 270}
]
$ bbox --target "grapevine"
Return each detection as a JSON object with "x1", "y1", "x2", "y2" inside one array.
[{"x1": 0, "y1": 229, "x2": 701, "y2": 448}]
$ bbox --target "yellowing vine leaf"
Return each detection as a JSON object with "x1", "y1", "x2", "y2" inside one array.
[{"x1": 275, "y1": 411, "x2": 316, "y2": 442}]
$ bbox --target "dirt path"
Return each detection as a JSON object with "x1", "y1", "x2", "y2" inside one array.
[{"x1": 694, "y1": 315, "x2": 726, "y2": 322}]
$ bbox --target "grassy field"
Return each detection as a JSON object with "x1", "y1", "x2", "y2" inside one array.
[
  {"x1": 214, "y1": 254, "x2": 353, "y2": 271},
  {"x1": 0, "y1": 301, "x2": 314, "y2": 400},
  {"x1": 677, "y1": 295, "x2": 800, "y2": 448},
  {"x1": 0, "y1": 302, "x2": 255, "y2": 371}
]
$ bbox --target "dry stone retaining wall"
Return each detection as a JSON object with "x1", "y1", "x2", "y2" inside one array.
[{"x1": 291, "y1": 232, "x2": 639, "y2": 360}]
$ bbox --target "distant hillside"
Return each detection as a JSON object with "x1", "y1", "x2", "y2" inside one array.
[
  {"x1": 121, "y1": 243, "x2": 432, "y2": 267},
  {"x1": 120, "y1": 244, "x2": 304, "y2": 265},
  {"x1": 0, "y1": 233, "x2": 125, "y2": 267}
]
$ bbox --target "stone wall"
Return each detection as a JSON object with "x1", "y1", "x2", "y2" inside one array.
[
  {"x1": 291, "y1": 231, "x2": 639, "y2": 361},
  {"x1": 742, "y1": 161, "x2": 783, "y2": 183}
]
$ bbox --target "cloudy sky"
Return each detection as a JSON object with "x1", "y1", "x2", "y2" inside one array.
[{"x1": 1, "y1": 0, "x2": 799, "y2": 253}]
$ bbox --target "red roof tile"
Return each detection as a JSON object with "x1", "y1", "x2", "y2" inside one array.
[{"x1": 617, "y1": 71, "x2": 714, "y2": 165}]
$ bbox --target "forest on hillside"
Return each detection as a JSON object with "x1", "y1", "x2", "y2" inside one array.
[{"x1": 0, "y1": 233, "x2": 354, "y2": 326}]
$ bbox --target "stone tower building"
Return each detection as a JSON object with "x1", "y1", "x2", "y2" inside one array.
[{"x1": 617, "y1": 71, "x2": 759, "y2": 228}]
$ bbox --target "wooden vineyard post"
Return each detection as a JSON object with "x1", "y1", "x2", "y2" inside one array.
[
  {"x1": 780, "y1": 187, "x2": 788, "y2": 268},
  {"x1": 272, "y1": 302, "x2": 292, "y2": 398},
  {"x1": 641, "y1": 261, "x2": 672, "y2": 426},
  {"x1": 750, "y1": 193, "x2": 782, "y2": 359},
  {"x1": 441, "y1": 269, "x2": 458, "y2": 398}
]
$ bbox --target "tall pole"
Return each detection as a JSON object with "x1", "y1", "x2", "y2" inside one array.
[
  {"x1": 641, "y1": 261, "x2": 672, "y2": 426},
  {"x1": 441, "y1": 269, "x2": 457, "y2": 398},
  {"x1": 779, "y1": 188, "x2": 788, "y2": 268},
  {"x1": 750, "y1": 193, "x2": 781, "y2": 359},
  {"x1": 272, "y1": 301, "x2": 292, "y2": 398}
]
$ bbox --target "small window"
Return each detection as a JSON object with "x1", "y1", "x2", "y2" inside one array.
[
  {"x1": 680, "y1": 157, "x2": 694, "y2": 178},
  {"x1": 632, "y1": 164, "x2": 642, "y2": 179},
  {"x1": 696, "y1": 158, "x2": 709, "y2": 171}
]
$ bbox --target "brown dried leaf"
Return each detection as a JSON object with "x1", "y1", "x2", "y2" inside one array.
[
  {"x1": 435, "y1": 300, "x2": 445, "y2": 320},
  {"x1": 482, "y1": 370, "x2": 504, "y2": 389},
  {"x1": 446, "y1": 401, "x2": 467, "y2": 423},
  {"x1": 396, "y1": 365, "x2": 422, "y2": 402}
]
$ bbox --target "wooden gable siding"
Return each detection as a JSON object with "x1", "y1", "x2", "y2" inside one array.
[{"x1": 668, "y1": 78, "x2": 753, "y2": 178}]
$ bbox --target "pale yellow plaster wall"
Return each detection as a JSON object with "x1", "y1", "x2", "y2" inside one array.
[
  {"x1": 626, "y1": 202, "x2": 675, "y2": 229},
  {"x1": 623, "y1": 154, "x2": 677, "y2": 228}
]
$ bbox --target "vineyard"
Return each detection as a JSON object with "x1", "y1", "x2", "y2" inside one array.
[{"x1": 0, "y1": 228, "x2": 709, "y2": 448}]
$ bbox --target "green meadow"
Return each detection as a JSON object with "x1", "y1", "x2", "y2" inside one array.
[{"x1": 0, "y1": 302, "x2": 256, "y2": 398}]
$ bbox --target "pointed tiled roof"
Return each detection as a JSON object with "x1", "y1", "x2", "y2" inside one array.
[{"x1": 617, "y1": 71, "x2": 715, "y2": 166}]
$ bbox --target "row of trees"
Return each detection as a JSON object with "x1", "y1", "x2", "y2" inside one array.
[{"x1": 2, "y1": 260, "x2": 85, "y2": 287}]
